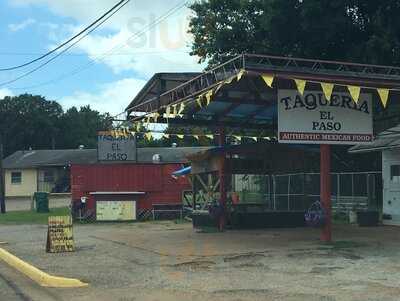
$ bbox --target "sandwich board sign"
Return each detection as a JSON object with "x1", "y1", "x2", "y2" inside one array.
[
  {"x1": 97, "y1": 131, "x2": 136, "y2": 162},
  {"x1": 278, "y1": 90, "x2": 373, "y2": 145},
  {"x1": 46, "y1": 216, "x2": 74, "y2": 253}
]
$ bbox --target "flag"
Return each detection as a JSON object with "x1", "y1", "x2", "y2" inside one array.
[
  {"x1": 261, "y1": 74, "x2": 274, "y2": 88},
  {"x1": 178, "y1": 103, "x2": 186, "y2": 115},
  {"x1": 237, "y1": 69, "x2": 246, "y2": 82},
  {"x1": 196, "y1": 96, "x2": 203, "y2": 108},
  {"x1": 165, "y1": 106, "x2": 171, "y2": 118},
  {"x1": 321, "y1": 83, "x2": 334, "y2": 101},
  {"x1": 347, "y1": 85, "x2": 361, "y2": 103},
  {"x1": 225, "y1": 76, "x2": 235, "y2": 85},
  {"x1": 205, "y1": 90, "x2": 213, "y2": 106},
  {"x1": 294, "y1": 79, "x2": 307, "y2": 95},
  {"x1": 377, "y1": 88, "x2": 389, "y2": 108}
]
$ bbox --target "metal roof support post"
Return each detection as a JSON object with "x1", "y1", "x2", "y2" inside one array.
[
  {"x1": 320, "y1": 144, "x2": 332, "y2": 242},
  {"x1": 218, "y1": 127, "x2": 227, "y2": 231}
]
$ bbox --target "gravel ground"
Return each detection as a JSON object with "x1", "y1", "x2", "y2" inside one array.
[{"x1": 1, "y1": 221, "x2": 400, "y2": 301}]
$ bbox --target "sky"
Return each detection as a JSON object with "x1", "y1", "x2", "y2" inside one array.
[{"x1": 0, "y1": 0, "x2": 204, "y2": 115}]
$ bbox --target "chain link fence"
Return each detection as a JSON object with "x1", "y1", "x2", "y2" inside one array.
[{"x1": 232, "y1": 172, "x2": 382, "y2": 213}]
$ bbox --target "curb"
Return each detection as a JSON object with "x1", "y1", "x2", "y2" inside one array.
[{"x1": 0, "y1": 248, "x2": 88, "y2": 288}]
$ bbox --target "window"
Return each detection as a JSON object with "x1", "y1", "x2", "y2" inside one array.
[
  {"x1": 43, "y1": 170, "x2": 54, "y2": 183},
  {"x1": 11, "y1": 171, "x2": 22, "y2": 184},
  {"x1": 390, "y1": 165, "x2": 400, "y2": 183}
]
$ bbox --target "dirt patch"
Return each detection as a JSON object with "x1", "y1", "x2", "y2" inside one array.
[
  {"x1": 172, "y1": 260, "x2": 216, "y2": 271},
  {"x1": 310, "y1": 266, "x2": 345, "y2": 274}
]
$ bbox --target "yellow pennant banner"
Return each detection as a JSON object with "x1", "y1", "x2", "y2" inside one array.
[
  {"x1": 225, "y1": 76, "x2": 235, "y2": 85},
  {"x1": 347, "y1": 85, "x2": 361, "y2": 103},
  {"x1": 152, "y1": 112, "x2": 160, "y2": 123},
  {"x1": 377, "y1": 88, "x2": 389, "y2": 108},
  {"x1": 321, "y1": 83, "x2": 334, "y2": 101},
  {"x1": 237, "y1": 69, "x2": 246, "y2": 82},
  {"x1": 165, "y1": 106, "x2": 171, "y2": 118},
  {"x1": 215, "y1": 83, "x2": 224, "y2": 94},
  {"x1": 261, "y1": 74, "x2": 274, "y2": 88},
  {"x1": 196, "y1": 96, "x2": 203, "y2": 108},
  {"x1": 163, "y1": 134, "x2": 170, "y2": 139},
  {"x1": 234, "y1": 136, "x2": 242, "y2": 142},
  {"x1": 294, "y1": 79, "x2": 307, "y2": 95},
  {"x1": 178, "y1": 103, "x2": 185, "y2": 115},
  {"x1": 193, "y1": 135, "x2": 200, "y2": 140},
  {"x1": 172, "y1": 104, "x2": 178, "y2": 117},
  {"x1": 177, "y1": 134, "x2": 184, "y2": 139},
  {"x1": 206, "y1": 134, "x2": 214, "y2": 140},
  {"x1": 205, "y1": 90, "x2": 213, "y2": 106},
  {"x1": 145, "y1": 132, "x2": 152, "y2": 141}
]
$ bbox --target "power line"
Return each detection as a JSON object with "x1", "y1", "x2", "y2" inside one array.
[
  {"x1": 10, "y1": 1, "x2": 189, "y2": 91},
  {"x1": 0, "y1": 0, "x2": 131, "y2": 88},
  {"x1": 0, "y1": 0, "x2": 129, "y2": 72},
  {"x1": 0, "y1": 50, "x2": 190, "y2": 56}
]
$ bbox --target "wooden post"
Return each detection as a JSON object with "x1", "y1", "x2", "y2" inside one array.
[
  {"x1": 320, "y1": 144, "x2": 332, "y2": 242},
  {"x1": 218, "y1": 127, "x2": 226, "y2": 231}
]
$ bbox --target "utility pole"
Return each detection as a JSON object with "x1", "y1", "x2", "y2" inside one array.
[{"x1": 0, "y1": 133, "x2": 5, "y2": 214}]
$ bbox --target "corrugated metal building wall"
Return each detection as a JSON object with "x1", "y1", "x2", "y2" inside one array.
[{"x1": 71, "y1": 164, "x2": 190, "y2": 216}]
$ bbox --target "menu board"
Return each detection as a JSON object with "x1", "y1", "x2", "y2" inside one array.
[
  {"x1": 96, "y1": 201, "x2": 136, "y2": 221},
  {"x1": 46, "y1": 216, "x2": 74, "y2": 253}
]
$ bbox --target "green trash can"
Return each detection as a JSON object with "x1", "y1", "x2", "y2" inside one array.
[{"x1": 34, "y1": 192, "x2": 49, "y2": 213}]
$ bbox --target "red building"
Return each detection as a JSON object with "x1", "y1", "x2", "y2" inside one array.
[{"x1": 70, "y1": 147, "x2": 208, "y2": 221}]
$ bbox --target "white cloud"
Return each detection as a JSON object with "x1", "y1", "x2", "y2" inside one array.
[
  {"x1": 8, "y1": 18, "x2": 36, "y2": 32},
  {"x1": 0, "y1": 88, "x2": 14, "y2": 98},
  {"x1": 10, "y1": 0, "x2": 204, "y2": 76},
  {"x1": 59, "y1": 78, "x2": 147, "y2": 114}
]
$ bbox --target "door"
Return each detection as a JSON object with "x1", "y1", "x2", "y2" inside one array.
[{"x1": 384, "y1": 160, "x2": 400, "y2": 225}]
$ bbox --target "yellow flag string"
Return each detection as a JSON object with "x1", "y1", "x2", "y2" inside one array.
[
  {"x1": 196, "y1": 96, "x2": 203, "y2": 108},
  {"x1": 377, "y1": 88, "x2": 389, "y2": 108},
  {"x1": 178, "y1": 103, "x2": 185, "y2": 115},
  {"x1": 205, "y1": 90, "x2": 213, "y2": 106},
  {"x1": 321, "y1": 83, "x2": 334, "y2": 101},
  {"x1": 294, "y1": 79, "x2": 307, "y2": 95},
  {"x1": 261, "y1": 74, "x2": 274, "y2": 88},
  {"x1": 237, "y1": 69, "x2": 246, "y2": 82},
  {"x1": 347, "y1": 85, "x2": 361, "y2": 104}
]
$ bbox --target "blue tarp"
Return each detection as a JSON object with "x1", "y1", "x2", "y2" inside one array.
[{"x1": 172, "y1": 166, "x2": 191, "y2": 177}]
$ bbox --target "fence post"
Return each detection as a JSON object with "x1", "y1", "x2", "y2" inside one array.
[{"x1": 287, "y1": 175, "x2": 291, "y2": 211}]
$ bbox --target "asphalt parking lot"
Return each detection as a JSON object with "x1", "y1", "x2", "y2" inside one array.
[{"x1": 1, "y1": 221, "x2": 400, "y2": 301}]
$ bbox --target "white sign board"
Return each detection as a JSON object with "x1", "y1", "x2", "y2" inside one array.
[
  {"x1": 98, "y1": 132, "x2": 136, "y2": 161},
  {"x1": 96, "y1": 201, "x2": 136, "y2": 221},
  {"x1": 278, "y1": 90, "x2": 373, "y2": 145}
]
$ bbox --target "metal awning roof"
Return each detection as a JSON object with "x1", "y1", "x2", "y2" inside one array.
[
  {"x1": 349, "y1": 125, "x2": 400, "y2": 153},
  {"x1": 126, "y1": 54, "x2": 400, "y2": 132}
]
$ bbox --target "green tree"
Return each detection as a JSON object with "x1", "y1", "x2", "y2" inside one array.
[
  {"x1": 0, "y1": 94, "x2": 113, "y2": 156},
  {"x1": 58, "y1": 105, "x2": 113, "y2": 149},
  {"x1": 189, "y1": 0, "x2": 400, "y2": 67},
  {"x1": 0, "y1": 94, "x2": 63, "y2": 156}
]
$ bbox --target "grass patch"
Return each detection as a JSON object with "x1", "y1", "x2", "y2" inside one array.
[{"x1": 0, "y1": 207, "x2": 70, "y2": 225}]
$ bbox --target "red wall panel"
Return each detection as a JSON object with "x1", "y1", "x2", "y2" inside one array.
[{"x1": 71, "y1": 163, "x2": 190, "y2": 208}]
